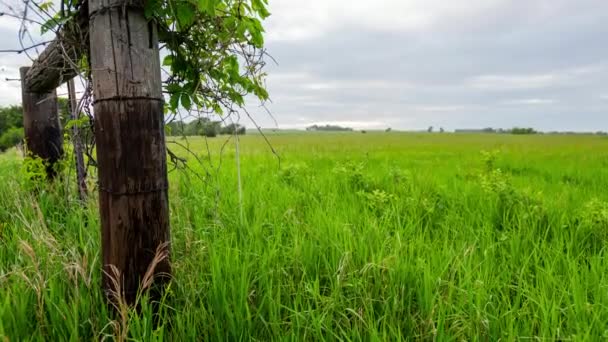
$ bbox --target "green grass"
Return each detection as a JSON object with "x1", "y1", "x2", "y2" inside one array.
[{"x1": 2, "y1": 132, "x2": 608, "y2": 340}]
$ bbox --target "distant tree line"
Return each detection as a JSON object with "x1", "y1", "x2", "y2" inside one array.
[
  {"x1": 455, "y1": 127, "x2": 539, "y2": 135},
  {"x1": 510, "y1": 127, "x2": 538, "y2": 135},
  {"x1": 306, "y1": 124, "x2": 353, "y2": 132},
  {"x1": 166, "y1": 118, "x2": 246, "y2": 137},
  {"x1": 426, "y1": 126, "x2": 446, "y2": 133},
  {"x1": 3, "y1": 106, "x2": 249, "y2": 152}
]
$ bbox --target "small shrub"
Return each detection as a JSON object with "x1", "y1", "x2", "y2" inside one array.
[
  {"x1": 201, "y1": 124, "x2": 218, "y2": 138},
  {"x1": 221, "y1": 123, "x2": 246, "y2": 135},
  {"x1": 278, "y1": 163, "x2": 310, "y2": 185},
  {"x1": 416, "y1": 188, "x2": 449, "y2": 229},
  {"x1": 333, "y1": 161, "x2": 371, "y2": 191},
  {"x1": 481, "y1": 149, "x2": 500, "y2": 173},
  {"x1": 20, "y1": 156, "x2": 47, "y2": 190},
  {"x1": 389, "y1": 167, "x2": 412, "y2": 186},
  {"x1": 358, "y1": 189, "x2": 395, "y2": 216},
  {"x1": 479, "y1": 151, "x2": 548, "y2": 232}
]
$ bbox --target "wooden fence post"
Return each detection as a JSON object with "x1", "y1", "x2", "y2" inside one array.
[
  {"x1": 67, "y1": 78, "x2": 88, "y2": 201},
  {"x1": 88, "y1": 0, "x2": 171, "y2": 303},
  {"x1": 19, "y1": 66, "x2": 64, "y2": 179}
]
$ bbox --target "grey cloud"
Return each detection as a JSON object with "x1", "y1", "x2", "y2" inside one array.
[
  {"x1": 254, "y1": 0, "x2": 608, "y2": 131},
  {"x1": 1, "y1": 0, "x2": 607, "y2": 131}
]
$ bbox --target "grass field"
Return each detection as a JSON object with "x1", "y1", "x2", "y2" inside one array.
[{"x1": 2, "y1": 132, "x2": 608, "y2": 340}]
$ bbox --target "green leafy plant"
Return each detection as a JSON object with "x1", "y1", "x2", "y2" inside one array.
[
  {"x1": 357, "y1": 189, "x2": 395, "y2": 216},
  {"x1": 20, "y1": 156, "x2": 48, "y2": 190},
  {"x1": 278, "y1": 163, "x2": 310, "y2": 185},
  {"x1": 577, "y1": 199, "x2": 608, "y2": 252},
  {"x1": 479, "y1": 154, "x2": 548, "y2": 232},
  {"x1": 333, "y1": 161, "x2": 371, "y2": 191}
]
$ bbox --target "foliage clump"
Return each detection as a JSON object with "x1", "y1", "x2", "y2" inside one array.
[
  {"x1": 333, "y1": 161, "x2": 372, "y2": 191},
  {"x1": 145, "y1": 0, "x2": 271, "y2": 117},
  {"x1": 479, "y1": 150, "x2": 549, "y2": 232},
  {"x1": 577, "y1": 199, "x2": 608, "y2": 252}
]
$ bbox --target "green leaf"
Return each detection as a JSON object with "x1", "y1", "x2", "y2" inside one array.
[
  {"x1": 211, "y1": 102, "x2": 223, "y2": 115},
  {"x1": 167, "y1": 83, "x2": 182, "y2": 95},
  {"x1": 197, "y1": 0, "x2": 208, "y2": 11},
  {"x1": 176, "y1": 2, "x2": 196, "y2": 27},
  {"x1": 198, "y1": 0, "x2": 216, "y2": 16},
  {"x1": 181, "y1": 93, "x2": 192, "y2": 111},
  {"x1": 252, "y1": 0, "x2": 271, "y2": 19},
  {"x1": 162, "y1": 55, "x2": 174, "y2": 66},
  {"x1": 41, "y1": 14, "x2": 71, "y2": 34},
  {"x1": 169, "y1": 94, "x2": 180, "y2": 111},
  {"x1": 224, "y1": 56, "x2": 239, "y2": 80},
  {"x1": 38, "y1": 1, "x2": 54, "y2": 12},
  {"x1": 144, "y1": 0, "x2": 162, "y2": 18}
]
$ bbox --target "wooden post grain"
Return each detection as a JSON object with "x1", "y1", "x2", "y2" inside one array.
[
  {"x1": 19, "y1": 66, "x2": 64, "y2": 179},
  {"x1": 88, "y1": 0, "x2": 171, "y2": 303}
]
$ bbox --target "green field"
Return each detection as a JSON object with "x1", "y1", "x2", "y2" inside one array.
[{"x1": 2, "y1": 132, "x2": 608, "y2": 340}]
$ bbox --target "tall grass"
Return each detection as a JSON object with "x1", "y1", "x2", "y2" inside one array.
[{"x1": 1, "y1": 133, "x2": 608, "y2": 340}]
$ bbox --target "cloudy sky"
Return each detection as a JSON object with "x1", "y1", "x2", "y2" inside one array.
[{"x1": 1, "y1": 0, "x2": 608, "y2": 131}]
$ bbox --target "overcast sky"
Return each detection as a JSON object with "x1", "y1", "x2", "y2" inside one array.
[{"x1": 1, "y1": 0, "x2": 608, "y2": 131}]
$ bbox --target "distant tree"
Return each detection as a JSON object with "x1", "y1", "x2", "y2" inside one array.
[
  {"x1": 361, "y1": 130, "x2": 367, "y2": 134},
  {"x1": 165, "y1": 121, "x2": 183, "y2": 136},
  {"x1": 510, "y1": 127, "x2": 537, "y2": 135},
  {"x1": 385, "y1": 127, "x2": 392, "y2": 133},
  {"x1": 201, "y1": 122, "x2": 219, "y2": 137},
  {"x1": 0, "y1": 106, "x2": 25, "y2": 151},
  {"x1": 0, "y1": 127, "x2": 24, "y2": 151},
  {"x1": 164, "y1": 118, "x2": 224, "y2": 137},
  {"x1": 427, "y1": 126, "x2": 434, "y2": 133},
  {"x1": 306, "y1": 124, "x2": 353, "y2": 132},
  {"x1": 221, "y1": 123, "x2": 246, "y2": 135},
  {"x1": 0, "y1": 106, "x2": 23, "y2": 135},
  {"x1": 439, "y1": 127, "x2": 445, "y2": 133}
]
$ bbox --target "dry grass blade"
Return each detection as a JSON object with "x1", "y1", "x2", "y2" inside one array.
[
  {"x1": 141, "y1": 241, "x2": 171, "y2": 292},
  {"x1": 103, "y1": 264, "x2": 129, "y2": 342}
]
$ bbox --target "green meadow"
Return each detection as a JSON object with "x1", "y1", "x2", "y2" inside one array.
[{"x1": 2, "y1": 132, "x2": 608, "y2": 340}]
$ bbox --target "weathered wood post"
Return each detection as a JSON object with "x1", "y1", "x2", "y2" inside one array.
[
  {"x1": 67, "y1": 78, "x2": 88, "y2": 201},
  {"x1": 88, "y1": 0, "x2": 171, "y2": 303},
  {"x1": 19, "y1": 66, "x2": 64, "y2": 179}
]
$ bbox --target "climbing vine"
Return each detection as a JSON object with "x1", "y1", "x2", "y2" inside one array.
[
  {"x1": 146, "y1": 0, "x2": 271, "y2": 116},
  {"x1": 36, "y1": 0, "x2": 271, "y2": 117}
]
